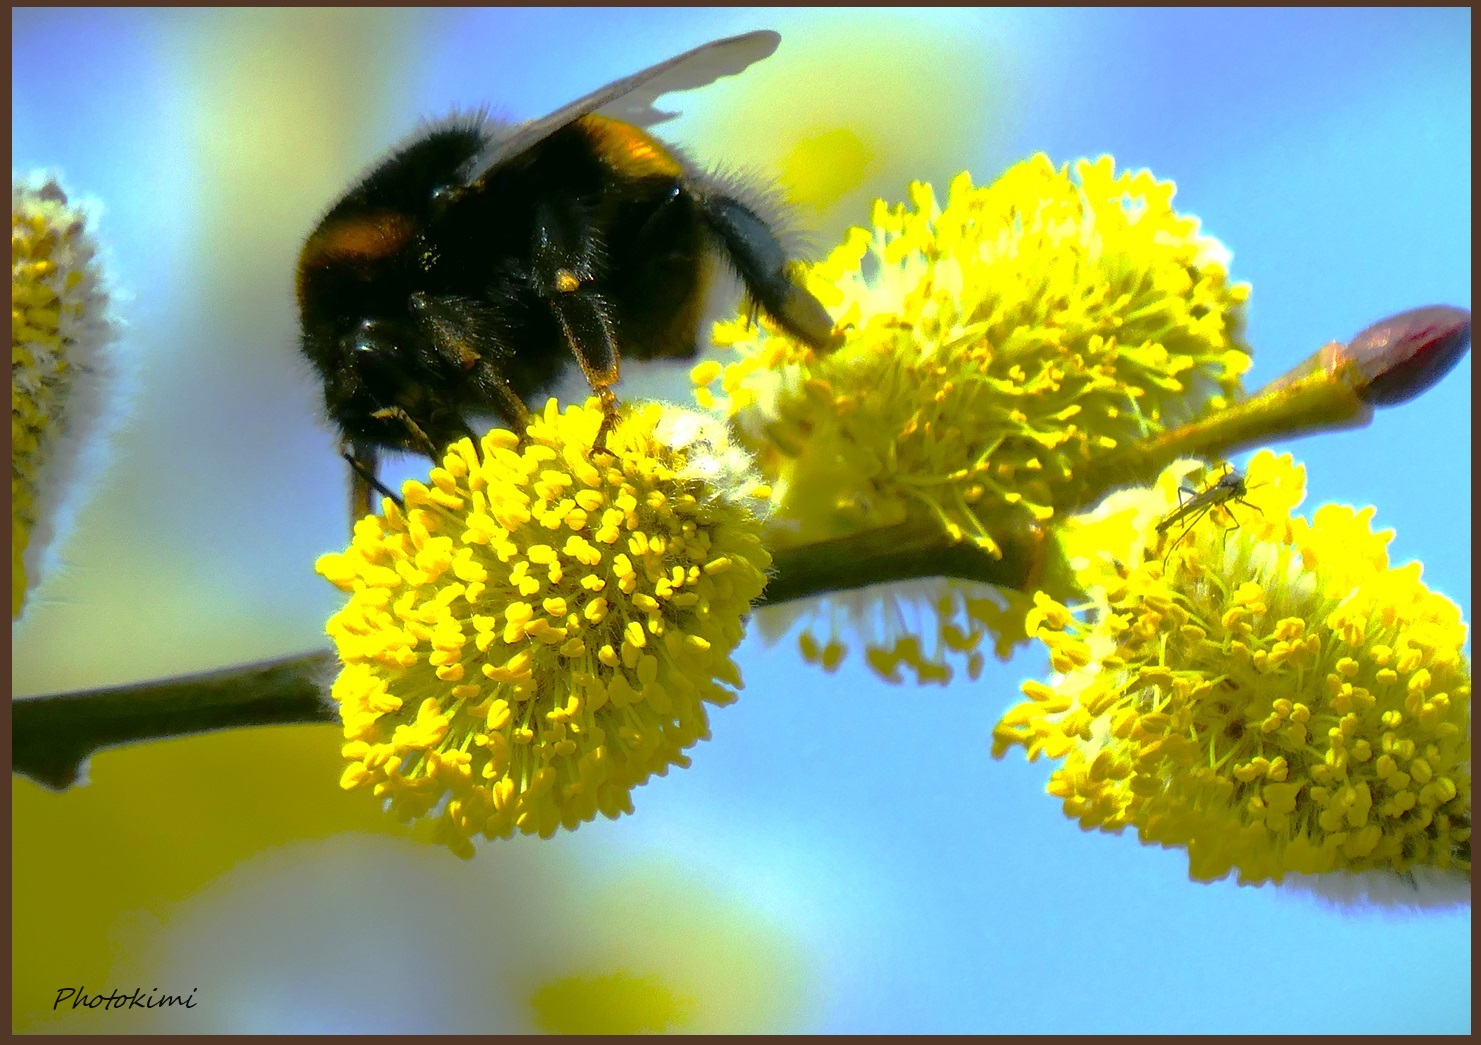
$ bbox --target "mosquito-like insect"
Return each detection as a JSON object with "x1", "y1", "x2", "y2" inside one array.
[{"x1": 1156, "y1": 463, "x2": 1262, "y2": 564}]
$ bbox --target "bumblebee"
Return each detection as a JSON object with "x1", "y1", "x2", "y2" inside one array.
[{"x1": 295, "y1": 30, "x2": 839, "y2": 525}]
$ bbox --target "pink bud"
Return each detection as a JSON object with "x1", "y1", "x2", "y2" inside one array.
[{"x1": 1346, "y1": 305, "x2": 1470, "y2": 406}]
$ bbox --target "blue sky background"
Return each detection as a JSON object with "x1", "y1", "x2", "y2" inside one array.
[{"x1": 12, "y1": 8, "x2": 1470, "y2": 1033}]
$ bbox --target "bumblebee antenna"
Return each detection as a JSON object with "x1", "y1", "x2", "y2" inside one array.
[{"x1": 342, "y1": 450, "x2": 405, "y2": 510}]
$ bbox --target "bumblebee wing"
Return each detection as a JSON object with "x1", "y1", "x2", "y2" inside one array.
[
  {"x1": 591, "y1": 29, "x2": 780, "y2": 128},
  {"x1": 468, "y1": 29, "x2": 779, "y2": 186}
]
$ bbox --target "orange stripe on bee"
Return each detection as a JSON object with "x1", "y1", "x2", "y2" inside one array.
[
  {"x1": 296, "y1": 211, "x2": 417, "y2": 307},
  {"x1": 576, "y1": 115, "x2": 682, "y2": 179},
  {"x1": 301, "y1": 210, "x2": 416, "y2": 269}
]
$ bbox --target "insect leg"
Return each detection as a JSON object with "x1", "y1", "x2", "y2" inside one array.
[
  {"x1": 370, "y1": 406, "x2": 439, "y2": 459},
  {"x1": 1162, "y1": 503, "x2": 1214, "y2": 567},
  {"x1": 342, "y1": 440, "x2": 404, "y2": 522},
  {"x1": 549, "y1": 285, "x2": 622, "y2": 449},
  {"x1": 1155, "y1": 483, "x2": 1203, "y2": 536},
  {"x1": 695, "y1": 191, "x2": 841, "y2": 352},
  {"x1": 411, "y1": 293, "x2": 533, "y2": 439},
  {"x1": 345, "y1": 440, "x2": 377, "y2": 523},
  {"x1": 1215, "y1": 496, "x2": 1264, "y2": 552},
  {"x1": 531, "y1": 203, "x2": 624, "y2": 450}
]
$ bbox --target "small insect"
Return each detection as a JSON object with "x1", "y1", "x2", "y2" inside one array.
[
  {"x1": 1155, "y1": 463, "x2": 1261, "y2": 563},
  {"x1": 296, "y1": 30, "x2": 839, "y2": 527}
]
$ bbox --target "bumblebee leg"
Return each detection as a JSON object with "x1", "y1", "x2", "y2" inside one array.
[
  {"x1": 410, "y1": 292, "x2": 533, "y2": 438},
  {"x1": 532, "y1": 205, "x2": 624, "y2": 451},
  {"x1": 481, "y1": 381, "x2": 531, "y2": 440},
  {"x1": 548, "y1": 286, "x2": 623, "y2": 454},
  {"x1": 696, "y1": 193, "x2": 840, "y2": 351},
  {"x1": 592, "y1": 387, "x2": 621, "y2": 453},
  {"x1": 371, "y1": 406, "x2": 439, "y2": 459}
]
